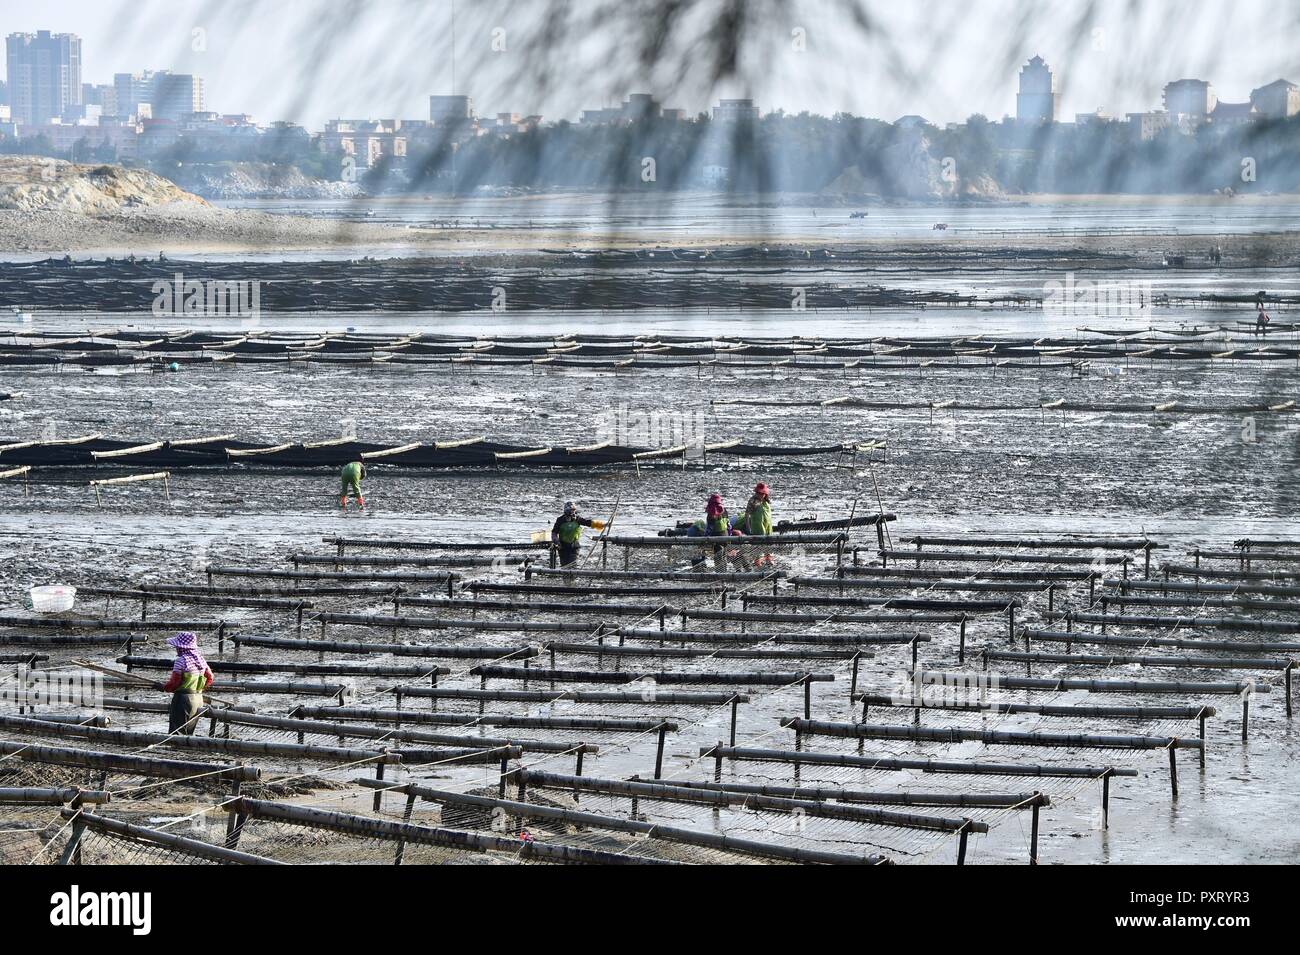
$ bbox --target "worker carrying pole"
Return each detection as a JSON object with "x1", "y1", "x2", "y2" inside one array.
[
  {"x1": 339, "y1": 459, "x2": 367, "y2": 509},
  {"x1": 551, "y1": 501, "x2": 606, "y2": 567},
  {"x1": 161, "y1": 631, "x2": 214, "y2": 736}
]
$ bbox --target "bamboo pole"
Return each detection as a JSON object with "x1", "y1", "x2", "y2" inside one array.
[
  {"x1": 1104, "y1": 593, "x2": 1300, "y2": 613},
  {"x1": 232, "y1": 634, "x2": 535, "y2": 659},
  {"x1": 60, "y1": 809, "x2": 282, "y2": 865},
  {"x1": 73, "y1": 659, "x2": 239, "y2": 708},
  {"x1": 666, "y1": 778, "x2": 1051, "y2": 809},
  {"x1": 0, "y1": 787, "x2": 111, "y2": 805},
  {"x1": 321, "y1": 537, "x2": 549, "y2": 551},
  {"x1": 791, "y1": 575, "x2": 1051, "y2": 592},
  {"x1": 220, "y1": 707, "x2": 591, "y2": 754},
  {"x1": 745, "y1": 593, "x2": 1020, "y2": 612},
  {"x1": 841, "y1": 566, "x2": 1096, "y2": 581},
  {"x1": 143, "y1": 582, "x2": 406, "y2": 598},
  {"x1": 0, "y1": 739, "x2": 259, "y2": 781},
  {"x1": 852, "y1": 693, "x2": 1216, "y2": 722},
  {"x1": 984, "y1": 648, "x2": 1295, "y2": 670},
  {"x1": 292, "y1": 705, "x2": 674, "y2": 734},
  {"x1": 607, "y1": 532, "x2": 847, "y2": 547},
  {"x1": 897, "y1": 535, "x2": 1160, "y2": 550},
  {"x1": 0, "y1": 464, "x2": 31, "y2": 496},
  {"x1": 231, "y1": 797, "x2": 681, "y2": 865},
  {"x1": 914, "y1": 669, "x2": 1268, "y2": 695},
  {"x1": 879, "y1": 548, "x2": 1132, "y2": 566},
  {"x1": 700, "y1": 744, "x2": 1139, "y2": 779},
  {"x1": 531, "y1": 568, "x2": 787, "y2": 582},
  {"x1": 0, "y1": 714, "x2": 399, "y2": 764},
  {"x1": 312, "y1": 611, "x2": 598, "y2": 633},
  {"x1": 382, "y1": 686, "x2": 748, "y2": 705},
  {"x1": 1103, "y1": 577, "x2": 1300, "y2": 598},
  {"x1": 613, "y1": 628, "x2": 927, "y2": 646},
  {"x1": 206, "y1": 566, "x2": 459, "y2": 583},
  {"x1": 682, "y1": 607, "x2": 963, "y2": 625},
  {"x1": 471, "y1": 581, "x2": 724, "y2": 597},
  {"x1": 543, "y1": 642, "x2": 872, "y2": 661},
  {"x1": 292, "y1": 553, "x2": 531, "y2": 568},
  {"x1": 782, "y1": 718, "x2": 1202, "y2": 752},
  {"x1": 75, "y1": 587, "x2": 313, "y2": 612},
  {"x1": 118, "y1": 656, "x2": 444, "y2": 678},
  {"x1": 89, "y1": 471, "x2": 170, "y2": 506},
  {"x1": 0, "y1": 633, "x2": 159, "y2": 646},
  {"x1": 0, "y1": 615, "x2": 227, "y2": 631},
  {"x1": 1022, "y1": 628, "x2": 1300, "y2": 653},
  {"x1": 1044, "y1": 610, "x2": 1300, "y2": 633},
  {"x1": 1160, "y1": 563, "x2": 1300, "y2": 582},
  {"x1": 353, "y1": 782, "x2": 891, "y2": 866},
  {"x1": 471, "y1": 664, "x2": 835, "y2": 686},
  {"x1": 515, "y1": 769, "x2": 986, "y2": 834}
]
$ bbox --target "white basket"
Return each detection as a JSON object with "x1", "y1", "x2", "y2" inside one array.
[{"x1": 30, "y1": 585, "x2": 76, "y2": 613}]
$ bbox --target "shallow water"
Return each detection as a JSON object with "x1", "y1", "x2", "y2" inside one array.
[
  {"x1": 218, "y1": 194, "x2": 1300, "y2": 241},
  {"x1": 15, "y1": 294, "x2": 1300, "y2": 345}
]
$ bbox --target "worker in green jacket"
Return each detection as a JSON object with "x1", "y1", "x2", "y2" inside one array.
[
  {"x1": 743, "y1": 483, "x2": 773, "y2": 535},
  {"x1": 743, "y1": 482, "x2": 774, "y2": 567},
  {"x1": 704, "y1": 493, "x2": 731, "y2": 536},
  {"x1": 551, "y1": 501, "x2": 607, "y2": 567},
  {"x1": 340, "y1": 460, "x2": 367, "y2": 509}
]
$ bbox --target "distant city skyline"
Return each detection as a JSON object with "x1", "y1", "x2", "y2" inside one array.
[{"x1": 3, "y1": 0, "x2": 1298, "y2": 129}]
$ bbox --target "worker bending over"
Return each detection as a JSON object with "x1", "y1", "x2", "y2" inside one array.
[
  {"x1": 162, "y1": 631, "x2": 214, "y2": 736},
  {"x1": 340, "y1": 459, "x2": 367, "y2": 509},
  {"x1": 705, "y1": 493, "x2": 732, "y2": 536},
  {"x1": 694, "y1": 493, "x2": 740, "y2": 567},
  {"x1": 552, "y1": 501, "x2": 606, "y2": 567}
]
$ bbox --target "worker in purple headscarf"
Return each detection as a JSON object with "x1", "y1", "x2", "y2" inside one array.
[{"x1": 161, "y1": 631, "x2": 214, "y2": 736}]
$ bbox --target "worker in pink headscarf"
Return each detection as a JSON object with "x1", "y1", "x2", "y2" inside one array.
[
  {"x1": 704, "y1": 493, "x2": 730, "y2": 536},
  {"x1": 162, "y1": 631, "x2": 214, "y2": 736}
]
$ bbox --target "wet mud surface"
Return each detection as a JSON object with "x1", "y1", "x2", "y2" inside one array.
[{"x1": 3, "y1": 310, "x2": 1299, "y2": 863}]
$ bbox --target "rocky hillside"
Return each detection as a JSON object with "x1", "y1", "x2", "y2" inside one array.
[{"x1": 0, "y1": 156, "x2": 208, "y2": 213}]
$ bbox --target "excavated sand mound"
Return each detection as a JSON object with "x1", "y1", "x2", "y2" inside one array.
[{"x1": 0, "y1": 156, "x2": 209, "y2": 213}]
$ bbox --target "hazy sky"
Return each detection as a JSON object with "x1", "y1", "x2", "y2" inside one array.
[{"x1": 4, "y1": 0, "x2": 1298, "y2": 128}]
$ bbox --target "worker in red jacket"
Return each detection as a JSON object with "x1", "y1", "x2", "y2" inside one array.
[
  {"x1": 1256, "y1": 305, "x2": 1271, "y2": 337},
  {"x1": 162, "y1": 631, "x2": 214, "y2": 736}
]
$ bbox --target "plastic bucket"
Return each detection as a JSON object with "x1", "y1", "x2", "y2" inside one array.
[{"x1": 30, "y1": 585, "x2": 76, "y2": 613}]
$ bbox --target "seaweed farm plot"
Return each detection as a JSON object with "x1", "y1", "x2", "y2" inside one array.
[
  {"x1": 0, "y1": 431, "x2": 867, "y2": 472},
  {"x1": 5, "y1": 328, "x2": 1300, "y2": 376},
  {"x1": 3, "y1": 525, "x2": 1292, "y2": 865}
]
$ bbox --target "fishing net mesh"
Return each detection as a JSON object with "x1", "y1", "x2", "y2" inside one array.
[{"x1": 5, "y1": 533, "x2": 1278, "y2": 864}]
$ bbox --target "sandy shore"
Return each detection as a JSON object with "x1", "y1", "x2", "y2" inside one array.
[
  {"x1": 2, "y1": 196, "x2": 1300, "y2": 268},
  {"x1": 0, "y1": 203, "x2": 430, "y2": 257}
]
